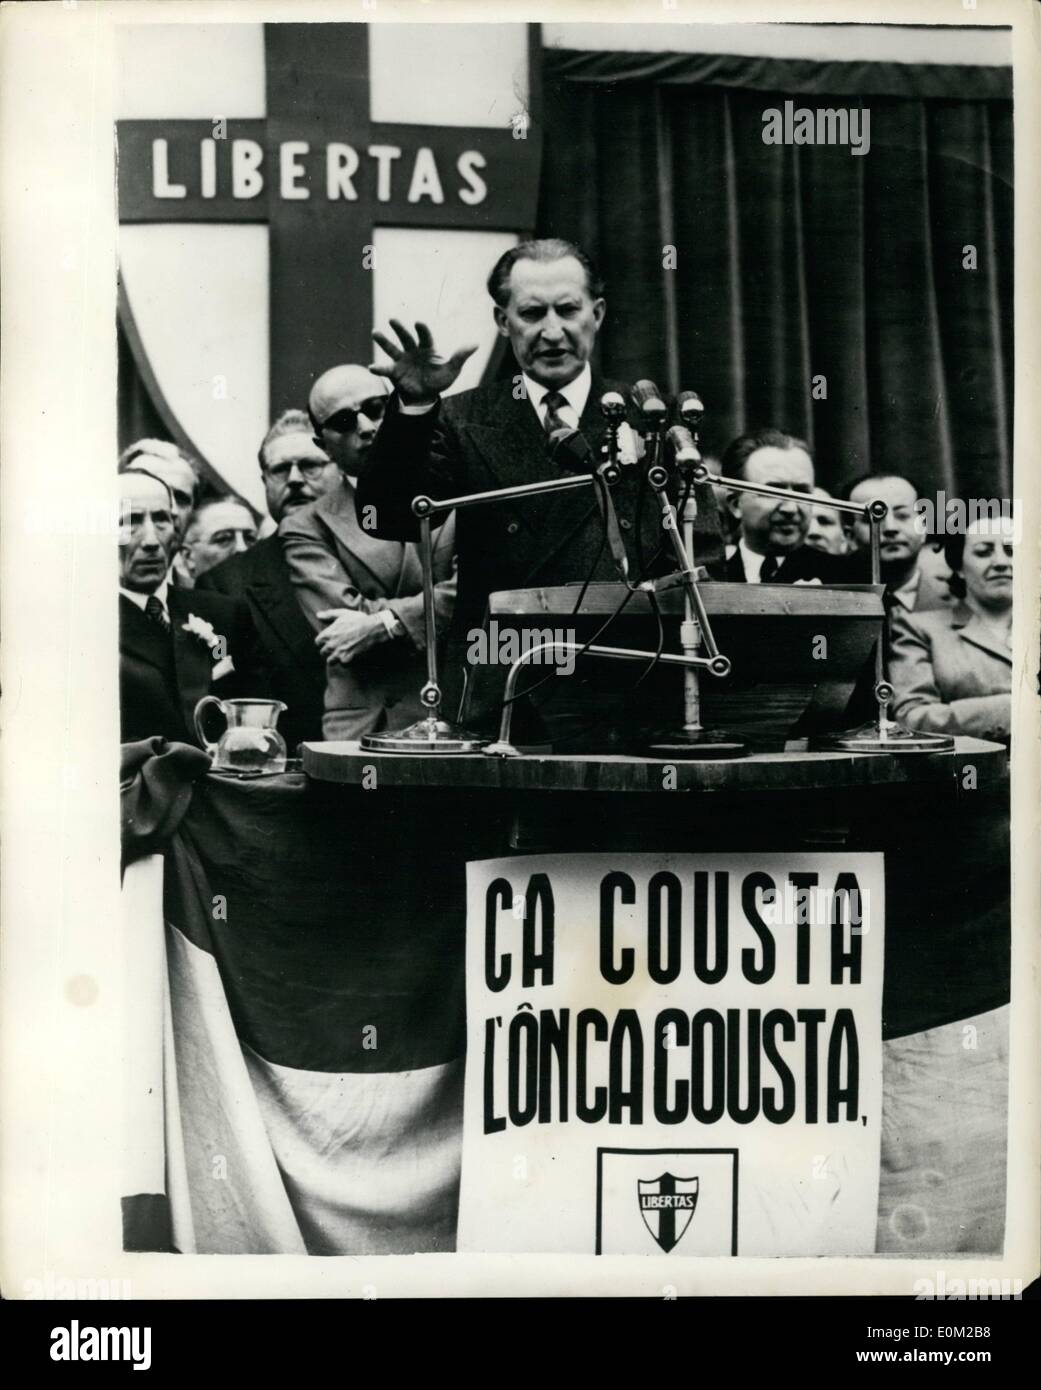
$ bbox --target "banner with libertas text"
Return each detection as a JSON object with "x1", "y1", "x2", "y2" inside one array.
[{"x1": 458, "y1": 853, "x2": 885, "y2": 1256}]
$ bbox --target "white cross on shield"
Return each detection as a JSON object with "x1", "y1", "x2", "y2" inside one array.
[{"x1": 638, "y1": 1173, "x2": 700, "y2": 1253}]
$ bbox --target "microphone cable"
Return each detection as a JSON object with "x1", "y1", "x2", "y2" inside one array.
[{"x1": 497, "y1": 443, "x2": 698, "y2": 744}]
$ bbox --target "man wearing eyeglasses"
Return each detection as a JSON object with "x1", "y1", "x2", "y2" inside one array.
[
  {"x1": 180, "y1": 498, "x2": 259, "y2": 582},
  {"x1": 196, "y1": 409, "x2": 343, "y2": 751},
  {"x1": 279, "y1": 364, "x2": 456, "y2": 741}
]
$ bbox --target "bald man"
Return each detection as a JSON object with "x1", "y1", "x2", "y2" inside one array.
[{"x1": 279, "y1": 365, "x2": 456, "y2": 740}]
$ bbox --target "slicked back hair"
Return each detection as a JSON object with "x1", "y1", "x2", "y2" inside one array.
[
  {"x1": 721, "y1": 428, "x2": 812, "y2": 481},
  {"x1": 118, "y1": 438, "x2": 202, "y2": 503},
  {"x1": 119, "y1": 467, "x2": 175, "y2": 510},
  {"x1": 486, "y1": 238, "x2": 604, "y2": 308},
  {"x1": 838, "y1": 470, "x2": 925, "y2": 503},
  {"x1": 259, "y1": 409, "x2": 318, "y2": 466}
]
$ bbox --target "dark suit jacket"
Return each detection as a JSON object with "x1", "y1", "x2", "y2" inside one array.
[
  {"x1": 196, "y1": 535, "x2": 324, "y2": 751},
  {"x1": 356, "y1": 375, "x2": 725, "y2": 722},
  {"x1": 119, "y1": 587, "x2": 263, "y2": 747},
  {"x1": 712, "y1": 543, "x2": 860, "y2": 584},
  {"x1": 279, "y1": 478, "x2": 456, "y2": 740}
]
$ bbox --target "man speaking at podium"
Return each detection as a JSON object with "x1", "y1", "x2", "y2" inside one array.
[{"x1": 356, "y1": 238, "x2": 722, "y2": 738}]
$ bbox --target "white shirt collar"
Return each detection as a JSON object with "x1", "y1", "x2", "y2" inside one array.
[
  {"x1": 523, "y1": 364, "x2": 592, "y2": 424},
  {"x1": 736, "y1": 538, "x2": 771, "y2": 583},
  {"x1": 120, "y1": 576, "x2": 170, "y2": 615},
  {"x1": 890, "y1": 566, "x2": 922, "y2": 611}
]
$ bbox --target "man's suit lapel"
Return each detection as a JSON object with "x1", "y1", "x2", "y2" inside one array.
[
  {"x1": 319, "y1": 479, "x2": 405, "y2": 595},
  {"x1": 462, "y1": 379, "x2": 559, "y2": 493},
  {"x1": 169, "y1": 589, "x2": 222, "y2": 732},
  {"x1": 722, "y1": 549, "x2": 746, "y2": 582},
  {"x1": 119, "y1": 594, "x2": 172, "y2": 672},
  {"x1": 519, "y1": 378, "x2": 624, "y2": 582},
  {"x1": 247, "y1": 543, "x2": 316, "y2": 663},
  {"x1": 464, "y1": 377, "x2": 624, "y2": 583}
]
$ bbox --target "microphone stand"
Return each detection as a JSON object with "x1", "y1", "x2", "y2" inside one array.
[
  {"x1": 700, "y1": 468, "x2": 955, "y2": 755},
  {"x1": 360, "y1": 459, "x2": 633, "y2": 753},
  {"x1": 642, "y1": 431, "x2": 746, "y2": 759},
  {"x1": 484, "y1": 642, "x2": 727, "y2": 758}
]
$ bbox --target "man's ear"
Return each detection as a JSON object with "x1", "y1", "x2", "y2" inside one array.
[
  {"x1": 493, "y1": 305, "x2": 510, "y2": 338},
  {"x1": 725, "y1": 489, "x2": 743, "y2": 522},
  {"x1": 591, "y1": 297, "x2": 606, "y2": 330}
]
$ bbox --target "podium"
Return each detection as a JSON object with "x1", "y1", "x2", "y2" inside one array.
[
  {"x1": 458, "y1": 581, "x2": 885, "y2": 751},
  {"x1": 299, "y1": 583, "x2": 1008, "y2": 1255}
]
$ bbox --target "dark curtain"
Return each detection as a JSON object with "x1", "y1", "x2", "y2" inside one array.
[
  {"x1": 538, "y1": 52, "x2": 1013, "y2": 499},
  {"x1": 118, "y1": 312, "x2": 168, "y2": 451}
]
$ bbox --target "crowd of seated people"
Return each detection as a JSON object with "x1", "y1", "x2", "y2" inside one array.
[{"x1": 118, "y1": 410, "x2": 1014, "y2": 755}]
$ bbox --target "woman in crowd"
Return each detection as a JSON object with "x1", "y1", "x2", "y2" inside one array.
[{"x1": 889, "y1": 516, "x2": 1013, "y2": 743}]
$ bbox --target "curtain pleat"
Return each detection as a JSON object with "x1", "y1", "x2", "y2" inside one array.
[{"x1": 538, "y1": 64, "x2": 1013, "y2": 498}]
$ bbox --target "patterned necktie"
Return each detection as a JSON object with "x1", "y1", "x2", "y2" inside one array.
[
  {"x1": 542, "y1": 390, "x2": 570, "y2": 437},
  {"x1": 759, "y1": 554, "x2": 781, "y2": 583},
  {"x1": 144, "y1": 594, "x2": 171, "y2": 634}
]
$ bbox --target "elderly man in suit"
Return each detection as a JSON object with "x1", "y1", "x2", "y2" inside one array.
[
  {"x1": 355, "y1": 238, "x2": 723, "y2": 740},
  {"x1": 119, "y1": 469, "x2": 262, "y2": 745},
  {"x1": 118, "y1": 438, "x2": 203, "y2": 589},
  {"x1": 279, "y1": 365, "x2": 456, "y2": 740},
  {"x1": 196, "y1": 410, "x2": 343, "y2": 750}
]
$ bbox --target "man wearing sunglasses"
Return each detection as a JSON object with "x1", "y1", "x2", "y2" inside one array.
[
  {"x1": 279, "y1": 363, "x2": 456, "y2": 740},
  {"x1": 307, "y1": 363, "x2": 390, "y2": 476},
  {"x1": 196, "y1": 409, "x2": 343, "y2": 751}
]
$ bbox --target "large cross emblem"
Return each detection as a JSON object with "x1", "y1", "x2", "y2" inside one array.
[{"x1": 117, "y1": 23, "x2": 541, "y2": 417}]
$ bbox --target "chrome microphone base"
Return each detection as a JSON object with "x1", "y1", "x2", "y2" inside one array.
[
  {"x1": 360, "y1": 716, "x2": 488, "y2": 754},
  {"x1": 645, "y1": 728, "x2": 748, "y2": 760},
  {"x1": 810, "y1": 720, "x2": 955, "y2": 755}
]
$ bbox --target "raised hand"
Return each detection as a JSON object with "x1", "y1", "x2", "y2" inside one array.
[{"x1": 370, "y1": 320, "x2": 477, "y2": 406}]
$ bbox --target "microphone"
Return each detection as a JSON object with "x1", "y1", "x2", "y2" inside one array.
[
  {"x1": 547, "y1": 426, "x2": 595, "y2": 473},
  {"x1": 666, "y1": 425, "x2": 702, "y2": 469},
  {"x1": 599, "y1": 391, "x2": 626, "y2": 420},
  {"x1": 675, "y1": 390, "x2": 705, "y2": 427},
  {"x1": 631, "y1": 379, "x2": 668, "y2": 423}
]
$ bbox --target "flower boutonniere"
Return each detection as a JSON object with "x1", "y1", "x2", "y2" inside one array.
[{"x1": 181, "y1": 613, "x2": 235, "y2": 680}]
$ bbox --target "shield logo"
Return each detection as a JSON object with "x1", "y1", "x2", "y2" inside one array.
[{"x1": 638, "y1": 1173, "x2": 699, "y2": 1253}]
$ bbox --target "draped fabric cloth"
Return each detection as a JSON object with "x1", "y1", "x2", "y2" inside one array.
[
  {"x1": 119, "y1": 755, "x2": 1007, "y2": 1256},
  {"x1": 538, "y1": 50, "x2": 1013, "y2": 499},
  {"x1": 120, "y1": 756, "x2": 482, "y2": 1255}
]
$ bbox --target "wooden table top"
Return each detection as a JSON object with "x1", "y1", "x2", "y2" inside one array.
[{"x1": 302, "y1": 737, "x2": 1006, "y2": 795}]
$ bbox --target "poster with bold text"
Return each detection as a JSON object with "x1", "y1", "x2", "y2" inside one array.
[{"x1": 458, "y1": 854, "x2": 885, "y2": 1256}]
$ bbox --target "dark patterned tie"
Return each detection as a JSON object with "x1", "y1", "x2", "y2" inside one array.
[
  {"x1": 542, "y1": 390, "x2": 570, "y2": 437},
  {"x1": 144, "y1": 594, "x2": 171, "y2": 634},
  {"x1": 759, "y1": 554, "x2": 781, "y2": 583}
]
